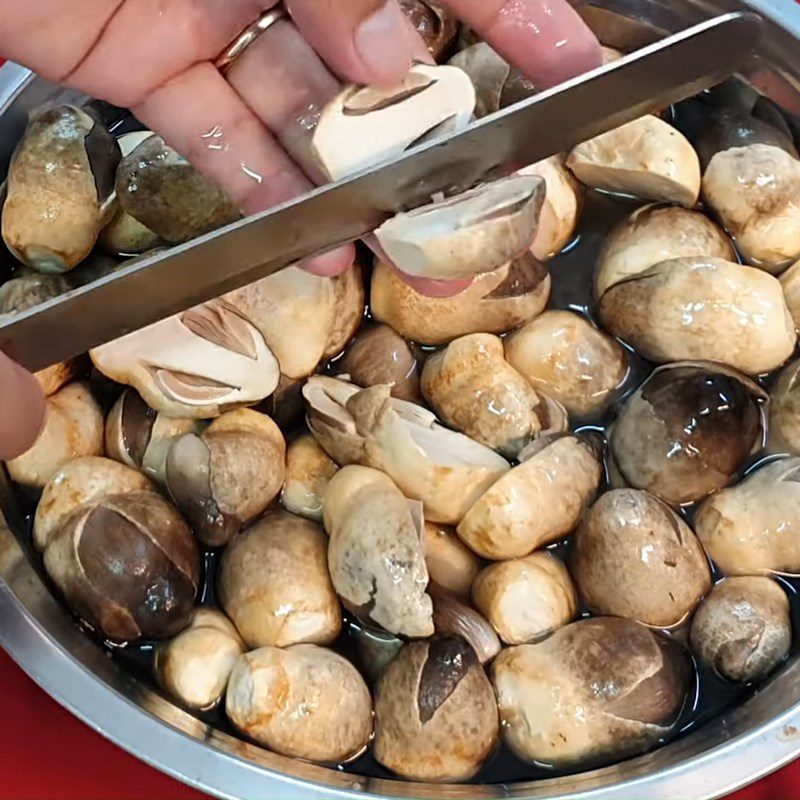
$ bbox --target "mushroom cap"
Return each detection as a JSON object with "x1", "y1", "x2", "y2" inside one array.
[
  {"x1": 472, "y1": 552, "x2": 578, "y2": 645},
  {"x1": 281, "y1": 433, "x2": 338, "y2": 522},
  {"x1": 2, "y1": 104, "x2": 120, "y2": 273},
  {"x1": 374, "y1": 175, "x2": 545, "y2": 280},
  {"x1": 504, "y1": 310, "x2": 628, "y2": 418},
  {"x1": 399, "y1": 0, "x2": 459, "y2": 60},
  {"x1": 769, "y1": 358, "x2": 800, "y2": 455},
  {"x1": 695, "y1": 458, "x2": 800, "y2": 576},
  {"x1": 598, "y1": 256, "x2": 797, "y2": 375},
  {"x1": 689, "y1": 576, "x2": 791, "y2": 682},
  {"x1": 322, "y1": 262, "x2": 365, "y2": 359},
  {"x1": 155, "y1": 608, "x2": 244, "y2": 710},
  {"x1": 780, "y1": 258, "x2": 800, "y2": 331},
  {"x1": 6, "y1": 382, "x2": 105, "y2": 490},
  {"x1": 610, "y1": 361, "x2": 767, "y2": 505},
  {"x1": 571, "y1": 489, "x2": 712, "y2": 628},
  {"x1": 594, "y1": 204, "x2": 735, "y2": 297},
  {"x1": 217, "y1": 510, "x2": 341, "y2": 648},
  {"x1": 90, "y1": 300, "x2": 281, "y2": 418},
  {"x1": 43, "y1": 490, "x2": 199, "y2": 642},
  {"x1": 310, "y1": 64, "x2": 475, "y2": 181},
  {"x1": 423, "y1": 521, "x2": 482, "y2": 599},
  {"x1": 303, "y1": 375, "x2": 365, "y2": 465},
  {"x1": 370, "y1": 254, "x2": 551, "y2": 345},
  {"x1": 323, "y1": 465, "x2": 433, "y2": 637},
  {"x1": 457, "y1": 434, "x2": 602, "y2": 559},
  {"x1": 428, "y1": 583, "x2": 501, "y2": 663},
  {"x1": 226, "y1": 644, "x2": 373, "y2": 764},
  {"x1": 567, "y1": 116, "x2": 701, "y2": 207},
  {"x1": 492, "y1": 617, "x2": 691, "y2": 768},
  {"x1": 373, "y1": 636, "x2": 499, "y2": 781}
]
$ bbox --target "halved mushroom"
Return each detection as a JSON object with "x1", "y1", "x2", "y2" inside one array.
[
  {"x1": 6, "y1": 382, "x2": 105, "y2": 490},
  {"x1": 770, "y1": 359, "x2": 800, "y2": 455},
  {"x1": 566, "y1": 116, "x2": 701, "y2": 207},
  {"x1": 780, "y1": 258, "x2": 800, "y2": 330},
  {"x1": 323, "y1": 465, "x2": 432, "y2": 637},
  {"x1": 400, "y1": 1, "x2": 459, "y2": 60},
  {"x1": 373, "y1": 175, "x2": 545, "y2": 280},
  {"x1": 421, "y1": 333, "x2": 568, "y2": 457},
  {"x1": 571, "y1": 489, "x2": 712, "y2": 628},
  {"x1": 99, "y1": 131, "x2": 162, "y2": 256},
  {"x1": 423, "y1": 521, "x2": 482, "y2": 600},
  {"x1": 116, "y1": 134, "x2": 241, "y2": 244},
  {"x1": 610, "y1": 362, "x2": 767, "y2": 505},
  {"x1": 226, "y1": 644, "x2": 373, "y2": 764},
  {"x1": 43, "y1": 490, "x2": 199, "y2": 642},
  {"x1": 303, "y1": 375, "x2": 365, "y2": 465},
  {"x1": 689, "y1": 576, "x2": 791, "y2": 682},
  {"x1": 695, "y1": 458, "x2": 800, "y2": 576},
  {"x1": 165, "y1": 409, "x2": 285, "y2": 547},
  {"x1": 373, "y1": 636, "x2": 500, "y2": 781},
  {"x1": 310, "y1": 64, "x2": 475, "y2": 181},
  {"x1": 90, "y1": 299, "x2": 281, "y2": 418},
  {"x1": 492, "y1": 617, "x2": 691, "y2": 768},
  {"x1": 518, "y1": 156, "x2": 583, "y2": 261},
  {"x1": 2, "y1": 104, "x2": 120, "y2": 273},
  {"x1": 281, "y1": 433, "x2": 338, "y2": 522},
  {"x1": 594, "y1": 204, "x2": 735, "y2": 297},
  {"x1": 457, "y1": 434, "x2": 602, "y2": 559},
  {"x1": 598, "y1": 257, "x2": 797, "y2": 375},
  {"x1": 428, "y1": 583, "x2": 501, "y2": 663},
  {"x1": 504, "y1": 310, "x2": 628, "y2": 418},
  {"x1": 217, "y1": 510, "x2": 341, "y2": 647},
  {"x1": 371, "y1": 254, "x2": 551, "y2": 345},
  {"x1": 155, "y1": 608, "x2": 245, "y2": 711},
  {"x1": 105, "y1": 388, "x2": 200, "y2": 484}
]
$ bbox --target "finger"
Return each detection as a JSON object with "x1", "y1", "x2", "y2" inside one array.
[
  {"x1": 132, "y1": 62, "x2": 354, "y2": 276},
  {"x1": 443, "y1": 0, "x2": 602, "y2": 88},
  {"x1": 286, "y1": 0, "x2": 430, "y2": 87},
  {"x1": 0, "y1": 353, "x2": 46, "y2": 461}
]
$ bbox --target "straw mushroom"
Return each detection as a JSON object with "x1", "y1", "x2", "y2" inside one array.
[
  {"x1": 6, "y1": 382, "x2": 104, "y2": 490},
  {"x1": 303, "y1": 375, "x2": 365, "y2": 465},
  {"x1": 429, "y1": 584, "x2": 501, "y2": 664},
  {"x1": 155, "y1": 609, "x2": 245, "y2": 710},
  {"x1": 505, "y1": 310, "x2": 628, "y2": 418},
  {"x1": 226, "y1": 644, "x2": 373, "y2": 764},
  {"x1": 780, "y1": 258, "x2": 800, "y2": 330},
  {"x1": 373, "y1": 636, "x2": 500, "y2": 781},
  {"x1": 116, "y1": 134, "x2": 240, "y2": 244},
  {"x1": 370, "y1": 254, "x2": 551, "y2": 345},
  {"x1": 43, "y1": 490, "x2": 200, "y2": 642},
  {"x1": 2, "y1": 104, "x2": 120, "y2": 273},
  {"x1": 323, "y1": 465, "x2": 432, "y2": 636},
  {"x1": 689, "y1": 577, "x2": 791, "y2": 682},
  {"x1": 261, "y1": 373, "x2": 305, "y2": 430},
  {"x1": 472, "y1": 552, "x2": 578, "y2": 645},
  {"x1": 373, "y1": 175, "x2": 545, "y2": 280},
  {"x1": 165, "y1": 409, "x2": 285, "y2": 547},
  {"x1": 610, "y1": 362, "x2": 767, "y2": 506},
  {"x1": 572, "y1": 489, "x2": 712, "y2": 628},
  {"x1": 458, "y1": 434, "x2": 602, "y2": 559},
  {"x1": 423, "y1": 521, "x2": 482, "y2": 599},
  {"x1": 90, "y1": 300, "x2": 281, "y2": 418},
  {"x1": 281, "y1": 433, "x2": 338, "y2": 522},
  {"x1": 598, "y1": 257, "x2": 797, "y2": 375},
  {"x1": 422, "y1": 333, "x2": 567, "y2": 458},
  {"x1": 695, "y1": 458, "x2": 800, "y2": 576},
  {"x1": 217, "y1": 510, "x2": 340, "y2": 648},
  {"x1": 322, "y1": 261, "x2": 365, "y2": 358},
  {"x1": 770, "y1": 359, "x2": 800, "y2": 455},
  {"x1": 400, "y1": 1, "x2": 458, "y2": 60},
  {"x1": 594, "y1": 204, "x2": 735, "y2": 297},
  {"x1": 492, "y1": 617, "x2": 691, "y2": 768}
]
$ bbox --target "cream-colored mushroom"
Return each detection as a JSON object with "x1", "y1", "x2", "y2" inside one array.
[
  {"x1": 90, "y1": 300, "x2": 281, "y2": 418},
  {"x1": 457, "y1": 434, "x2": 602, "y2": 559},
  {"x1": 322, "y1": 261, "x2": 365, "y2": 358},
  {"x1": 423, "y1": 521, "x2": 482, "y2": 600},
  {"x1": 303, "y1": 375, "x2": 365, "y2": 465},
  {"x1": 780, "y1": 258, "x2": 800, "y2": 330},
  {"x1": 770, "y1": 359, "x2": 800, "y2": 455},
  {"x1": 323, "y1": 465, "x2": 433, "y2": 637},
  {"x1": 281, "y1": 433, "x2": 338, "y2": 522},
  {"x1": 311, "y1": 63, "x2": 475, "y2": 181},
  {"x1": 567, "y1": 116, "x2": 701, "y2": 207},
  {"x1": 6, "y1": 382, "x2": 104, "y2": 490}
]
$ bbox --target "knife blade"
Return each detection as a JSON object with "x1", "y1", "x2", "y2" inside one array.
[{"x1": 0, "y1": 10, "x2": 762, "y2": 373}]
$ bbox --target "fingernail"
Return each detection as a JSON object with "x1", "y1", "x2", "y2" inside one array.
[{"x1": 355, "y1": 1, "x2": 414, "y2": 85}]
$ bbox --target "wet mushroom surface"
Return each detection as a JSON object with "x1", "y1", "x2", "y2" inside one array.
[{"x1": 4, "y1": 43, "x2": 800, "y2": 789}]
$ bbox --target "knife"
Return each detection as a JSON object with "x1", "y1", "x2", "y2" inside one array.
[{"x1": 0, "y1": 11, "x2": 762, "y2": 373}]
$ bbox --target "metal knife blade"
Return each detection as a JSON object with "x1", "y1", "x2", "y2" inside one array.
[{"x1": 0, "y1": 11, "x2": 762, "y2": 372}]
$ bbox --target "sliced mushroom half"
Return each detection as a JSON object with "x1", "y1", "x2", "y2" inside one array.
[{"x1": 303, "y1": 375, "x2": 365, "y2": 465}]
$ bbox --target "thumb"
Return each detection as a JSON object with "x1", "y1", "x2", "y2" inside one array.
[{"x1": 0, "y1": 351, "x2": 46, "y2": 460}]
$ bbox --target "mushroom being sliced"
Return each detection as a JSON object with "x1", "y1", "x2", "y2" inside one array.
[
  {"x1": 281, "y1": 433, "x2": 338, "y2": 522},
  {"x1": 90, "y1": 299, "x2": 281, "y2": 418},
  {"x1": 769, "y1": 359, "x2": 800, "y2": 455},
  {"x1": 310, "y1": 64, "x2": 475, "y2": 181},
  {"x1": 566, "y1": 116, "x2": 701, "y2": 207},
  {"x1": 373, "y1": 175, "x2": 545, "y2": 280},
  {"x1": 400, "y1": 0, "x2": 459, "y2": 60}
]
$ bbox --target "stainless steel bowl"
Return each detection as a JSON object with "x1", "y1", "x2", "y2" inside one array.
[{"x1": 3, "y1": 1, "x2": 800, "y2": 797}]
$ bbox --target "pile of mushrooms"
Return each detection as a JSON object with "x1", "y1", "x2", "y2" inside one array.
[{"x1": 4, "y1": 10, "x2": 800, "y2": 785}]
